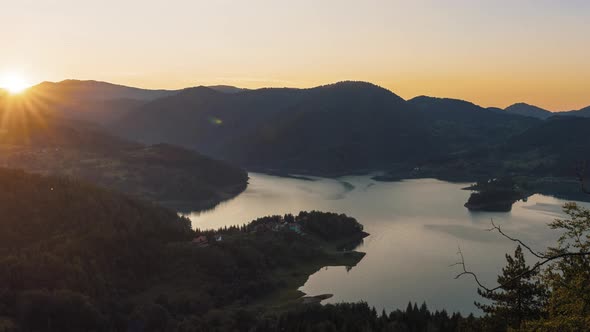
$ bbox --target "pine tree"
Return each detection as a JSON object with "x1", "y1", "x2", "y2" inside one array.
[
  {"x1": 475, "y1": 245, "x2": 546, "y2": 330},
  {"x1": 528, "y1": 202, "x2": 590, "y2": 330}
]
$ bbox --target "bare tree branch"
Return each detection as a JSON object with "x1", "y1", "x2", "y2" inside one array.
[
  {"x1": 454, "y1": 221, "x2": 590, "y2": 292},
  {"x1": 487, "y1": 219, "x2": 546, "y2": 259},
  {"x1": 452, "y1": 246, "x2": 494, "y2": 291},
  {"x1": 453, "y1": 244, "x2": 590, "y2": 292}
]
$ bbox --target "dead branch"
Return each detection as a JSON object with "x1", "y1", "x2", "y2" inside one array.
[
  {"x1": 454, "y1": 219, "x2": 590, "y2": 292},
  {"x1": 454, "y1": 244, "x2": 590, "y2": 292},
  {"x1": 487, "y1": 219, "x2": 546, "y2": 259},
  {"x1": 452, "y1": 246, "x2": 493, "y2": 291}
]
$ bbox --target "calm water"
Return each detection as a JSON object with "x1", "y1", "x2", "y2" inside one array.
[{"x1": 186, "y1": 173, "x2": 588, "y2": 314}]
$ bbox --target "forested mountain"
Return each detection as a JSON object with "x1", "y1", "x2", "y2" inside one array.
[
  {"x1": 207, "y1": 85, "x2": 248, "y2": 94},
  {"x1": 497, "y1": 116, "x2": 590, "y2": 175},
  {"x1": 559, "y1": 105, "x2": 590, "y2": 118},
  {"x1": 504, "y1": 103, "x2": 552, "y2": 119},
  {"x1": 382, "y1": 116, "x2": 590, "y2": 201},
  {"x1": 504, "y1": 102, "x2": 590, "y2": 119},
  {"x1": 114, "y1": 82, "x2": 433, "y2": 174},
  {"x1": 23, "y1": 80, "x2": 247, "y2": 124},
  {"x1": 10, "y1": 79, "x2": 588, "y2": 193},
  {"x1": 23, "y1": 80, "x2": 180, "y2": 124},
  {"x1": 0, "y1": 93, "x2": 248, "y2": 210},
  {"x1": 407, "y1": 96, "x2": 538, "y2": 152},
  {"x1": 112, "y1": 81, "x2": 546, "y2": 176}
]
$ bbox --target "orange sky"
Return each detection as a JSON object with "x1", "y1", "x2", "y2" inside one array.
[{"x1": 2, "y1": 0, "x2": 589, "y2": 111}]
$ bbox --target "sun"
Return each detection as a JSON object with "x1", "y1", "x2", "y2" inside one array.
[{"x1": 0, "y1": 73, "x2": 31, "y2": 94}]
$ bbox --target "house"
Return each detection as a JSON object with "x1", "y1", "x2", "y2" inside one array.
[{"x1": 192, "y1": 235, "x2": 209, "y2": 247}]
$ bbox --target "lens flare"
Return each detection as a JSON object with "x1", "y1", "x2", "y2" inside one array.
[{"x1": 0, "y1": 73, "x2": 30, "y2": 94}]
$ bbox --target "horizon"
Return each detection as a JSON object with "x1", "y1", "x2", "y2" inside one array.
[
  {"x1": 3, "y1": 1, "x2": 590, "y2": 111},
  {"x1": 8, "y1": 78, "x2": 587, "y2": 113}
]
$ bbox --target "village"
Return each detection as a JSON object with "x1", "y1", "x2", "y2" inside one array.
[{"x1": 192, "y1": 214, "x2": 305, "y2": 248}]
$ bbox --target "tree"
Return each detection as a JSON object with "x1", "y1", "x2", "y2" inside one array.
[
  {"x1": 475, "y1": 245, "x2": 546, "y2": 330},
  {"x1": 526, "y1": 203, "x2": 590, "y2": 331}
]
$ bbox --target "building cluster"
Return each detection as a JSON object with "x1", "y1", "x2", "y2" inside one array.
[{"x1": 251, "y1": 219, "x2": 305, "y2": 235}]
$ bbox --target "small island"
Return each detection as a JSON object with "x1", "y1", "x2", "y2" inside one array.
[{"x1": 464, "y1": 177, "x2": 528, "y2": 212}]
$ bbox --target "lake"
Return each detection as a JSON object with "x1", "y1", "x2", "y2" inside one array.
[{"x1": 185, "y1": 173, "x2": 588, "y2": 314}]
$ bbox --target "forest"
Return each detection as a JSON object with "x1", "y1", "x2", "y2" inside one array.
[
  {"x1": 0, "y1": 95, "x2": 249, "y2": 211},
  {"x1": 0, "y1": 168, "x2": 369, "y2": 331}
]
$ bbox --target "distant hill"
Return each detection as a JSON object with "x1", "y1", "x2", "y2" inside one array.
[
  {"x1": 408, "y1": 96, "x2": 487, "y2": 114},
  {"x1": 486, "y1": 106, "x2": 505, "y2": 113},
  {"x1": 0, "y1": 94, "x2": 248, "y2": 210},
  {"x1": 504, "y1": 103, "x2": 552, "y2": 119},
  {"x1": 14, "y1": 78, "x2": 588, "y2": 184},
  {"x1": 557, "y1": 105, "x2": 590, "y2": 118},
  {"x1": 112, "y1": 84, "x2": 541, "y2": 175},
  {"x1": 503, "y1": 103, "x2": 590, "y2": 119},
  {"x1": 23, "y1": 80, "x2": 248, "y2": 124},
  {"x1": 415, "y1": 116, "x2": 588, "y2": 186},
  {"x1": 208, "y1": 85, "x2": 247, "y2": 94},
  {"x1": 23, "y1": 80, "x2": 181, "y2": 124},
  {"x1": 408, "y1": 96, "x2": 538, "y2": 152},
  {"x1": 113, "y1": 81, "x2": 444, "y2": 174},
  {"x1": 501, "y1": 116, "x2": 590, "y2": 164},
  {"x1": 32, "y1": 79, "x2": 178, "y2": 101}
]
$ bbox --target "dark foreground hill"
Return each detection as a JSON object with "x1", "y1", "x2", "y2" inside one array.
[
  {"x1": 0, "y1": 94, "x2": 248, "y2": 211},
  {"x1": 0, "y1": 168, "x2": 382, "y2": 331}
]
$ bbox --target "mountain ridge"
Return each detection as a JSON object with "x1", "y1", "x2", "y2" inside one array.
[
  {"x1": 504, "y1": 102, "x2": 552, "y2": 119},
  {"x1": 19, "y1": 79, "x2": 590, "y2": 115}
]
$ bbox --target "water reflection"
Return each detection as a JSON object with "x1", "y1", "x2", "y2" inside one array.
[{"x1": 186, "y1": 173, "x2": 589, "y2": 314}]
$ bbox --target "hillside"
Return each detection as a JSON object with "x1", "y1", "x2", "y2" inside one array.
[
  {"x1": 112, "y1": 82, "x2": 540, "y2": 175},
  {"x1": 408, "y1": 96, "x2": 538, "y2": 152},
  {"x1": 10, "y1": 79, "x2": 586, "y2": 196},
  {"x1": 23, "y1": 80, "x2": 248, "y2": 124},
  {"x1": 24, "y1": 80, "x2": 181, "y2": 124},
  {"x1": 503, "y1": 103, "x2": 590, "y2": 119},
  {"x1": 497, "y1": 116, "x2": 590, "y2": 175},
  {"x1": 0, "y1": 168, "x2": 368, "y2": 331},
  {"x1": 504, "y1": 103, "x2": 552, "y2": 119},
  {"x1": 377, "y1": 116, "x2": 590, "y2": 200},
  {"x1": 0, "y1": 93, "x2": 248, "y2": 211},
  {"x1": 559, "y1": 105, "x2": 590, "y2": 118}
]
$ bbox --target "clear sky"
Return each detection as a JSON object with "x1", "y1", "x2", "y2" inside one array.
[{"x1": 2, "y1": 0, "x2": 589, "y2": 111}]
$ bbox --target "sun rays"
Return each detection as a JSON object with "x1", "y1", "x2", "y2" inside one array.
[
  {"x1": 0, "y1": 73, "x2": 31, "y2": 94},
  {"x1": 0, "y1": 85, "x2": 59, "y2": 145}
]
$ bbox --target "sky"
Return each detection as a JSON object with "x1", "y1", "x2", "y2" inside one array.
[{"x1": 2, "y1": 0, "x2": 589, "y2": 111}]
